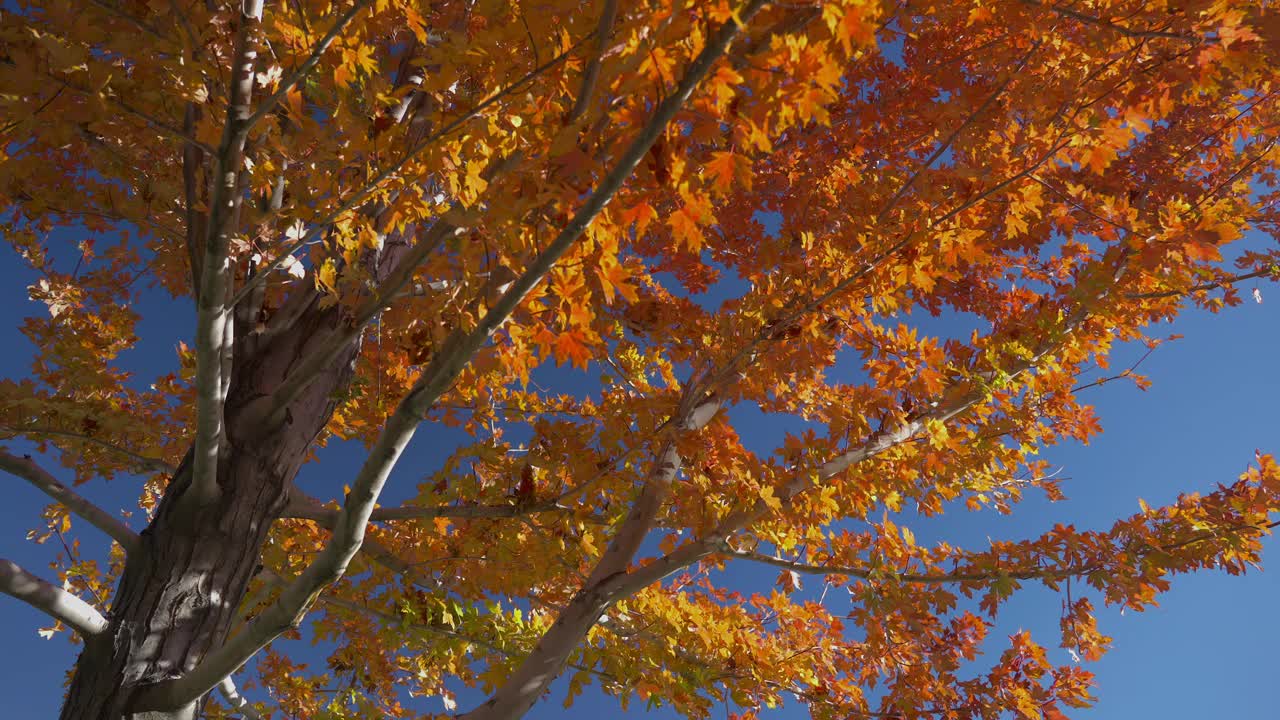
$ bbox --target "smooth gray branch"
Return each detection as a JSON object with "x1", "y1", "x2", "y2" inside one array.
[
  {"x1": 218, "y1": 676, "x2": 265, "y2": 720},
  {"x1": 0, "y1": 558, "x2": 108, "y2": 638},
  {"x1": 0, "y1": 448, "x2": 140, "y2": 553},
  {"x1": 188, "y1": 1, "x2": 263, "y2": 508},
  {"x1": 457, "y1": 2, "x2": 768, "y2": 717}
]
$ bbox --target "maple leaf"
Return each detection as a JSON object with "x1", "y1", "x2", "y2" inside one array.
[
  {"x1": 1085, "y1": 144, "x2": 1117, "y2": 174},
  {"x1": 595, "y1": 260, "x2": 638, "y2": 304},
  {"x1": 553, "y1": 331, "x2": 593, "y2": 369},
  {"x1": 668, "y1": 207, "x2": 705, "y2": 253},
  {"x1": 704, "y1": 151, "x2": 752, "y2": 195},
  {"x1": 968, "y1": 6, "x2": 994, "y2": 25},
  {"x1": 316, "y1": 259, "x2": 338, "y2": 292},
  {"x1": 620, "y1": 201, "x2": 658, "y2": 236},
  {"x1": 3, "y1": 2, "x2": 1278, "y2": 719},
  {"x1": 826, "y1": 4, "x2": 880, "y2": 57},
  {"x1": 776, "y1": 568, "x2": 803, "y2": 593},
  {"x1": 705, "y1": 152, "x2": 737, "y2": 195},
  {"x1": 335, "y1": 44, "x2": 378, "y2": 89}
]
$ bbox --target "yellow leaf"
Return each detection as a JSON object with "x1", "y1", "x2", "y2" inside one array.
[
  {"x1": 287, "y1": 86, "x2": 304, "y2": 120},
  {"x1": 760, "y1": 486, "x2": 782, "y2": 511},
  {"x1": 968, "y1": 6, "x2": 994, "y2": 25},
  {"x1": 403, "y1": 5, "x2": 429, "y2": 44},
  {"x1": 595, "y1": 260, "x2": 638, "y2": 304},
  {"x1": 334, "y1": 62, "x2": 353, "y2": 89},
  {"x1": 744, "y1": 119, "x2": 773, "y2": 153},
  {"x1": 317, "y1": 259, "x2": 337, "y2": 292}
]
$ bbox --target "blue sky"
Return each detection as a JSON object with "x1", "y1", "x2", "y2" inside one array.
[{"x1": 2, "y1": 226, "x2": 1278, "y2": 719}]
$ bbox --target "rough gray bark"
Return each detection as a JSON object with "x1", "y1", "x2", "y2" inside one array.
[
  {"x1": 56, "y1": 259, "x2": 399, "y2": 719},
  {"x1": 47, "y1": 2, "x2": 768, "y2": 715},
  {"x1": 0, "y1": 558, "x2": 109, "y2": 638}
]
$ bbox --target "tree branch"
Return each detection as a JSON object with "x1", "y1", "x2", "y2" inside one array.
[
  {"x1": 282, "y1": 489, "x2": 605, "y2": 598},
  {"x1": 42, "y1": 72, "x2": 216, "y2": 154},
  {"x1": 1070, "y1": 344, "x2": 1157, "y2": 393},
  {"x1": 188, "y1": 0, "x2": 264, "y2": 508},
  {"x1": 0, "y1": 558, "x2": 108, "y2": 638},
  {"x1": 1127, "y1": 267, "x2": 1280, "y2": 300},
  {"x1": 704, "y1": 56, "x2": 1078, "y2": 398},
  {"x1": 717, "y1": 546, "x2": 1075, "y2": 584},
  {"x1": 183, "y1": 101, "x2": 207, "y2": 303},
  {"x1": 243, "y1": 0, "x2": 373, "y2": 132},
  {"x1": 876, "y1": 40, "x2": 1041, "y2": 224},
  {"x1": 446, "y1": 160, "x2": 1122, "y2": 715},
  {"x1": 722, "y1": 517, "x2": 1280, "y2": 585},
  {"x1": 460, "y1": 441, "x2": 682, "y2": 720},
  {"x1": 149, "y1": 2, "x2": 764, "y2": 711},
  {"x1": 246, "y1": 209, "x2": 462, "y2": 428},
  {"x1": 229, "y1": 35, "x2": 589, "y2": 310},
  {"x1": 567, "y1": 0, "x2": 619, "y2": 123},
  {"x1": 282, "y1": 490, "x2": 575, "y2": 523},
  {"x1": 0, "y1": 425, "x2": 176, "y2": 474},
  {"x1": 1018, "y1": 0, "x2": 1201, "y2": 42},
  {"x1": 218, "y1": 676, "x2": 265, "y2": 720},
  {"x1": 0, "y1": 449, "x2": 140, "y2": 553},
  {"x1": 133, "y1": 4, "x2": 757, "y2": 713},
  {"x1": 88, "y1": 0, "x2": 174, "y2": 47},
  {"x1": 452, "y1": 1, "x2": 770, "y2": 714},
  {"x1": 593, "y1": 292, "x2": 1110, "y2": 612},
  {"x1": 311, "y1": 580, "x2": 614, "y2": 682}
]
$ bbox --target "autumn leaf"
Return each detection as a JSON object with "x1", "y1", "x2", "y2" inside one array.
[
  {"x1": 704, "y1": 151, "x2": 752, "y2": 195},
  {"x1": 620, "y1": 201, "x2": 658, "y2": 236},
  {"x1": 668, "y1": 207, "x2": 705, "y2": 253},
  {"x1": 3, "y1": 2, "x2": 1278, "y2": 718}
]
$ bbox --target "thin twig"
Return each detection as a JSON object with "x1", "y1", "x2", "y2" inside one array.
[
  {"x1": 0, "y1": 449, "x2": 141, "y2": 553},
  {"x1": 1127, "y1": 267, "x2": 1280, "y2": 300},
  {"x1": 0, "y1": 425, "x2": 175, "y2": 474},
  {"x1": 1019, "y1": 0, "x2": 1200, "y2": 42},
  {"x1": 231, "y1": 33, "x2": 593, "y2": 307}
]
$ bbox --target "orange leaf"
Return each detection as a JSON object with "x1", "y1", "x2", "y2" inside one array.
[
  {"x1": 621, "y1": 201, "x2": 658, "y2": 236},
  {"x1": 668, "y1": 207, "x2": 705, "y2": 253}
]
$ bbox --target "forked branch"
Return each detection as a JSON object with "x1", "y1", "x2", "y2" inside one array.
[
  {"x1": 149, "y1": 2, "x2": 767, "y2": 712},
  {"x1": 230, "y1": 37, "x2": 588, "y2": 309},
  {"x1": 455, "y1": 1, "x2": 768, "y2": 715}
]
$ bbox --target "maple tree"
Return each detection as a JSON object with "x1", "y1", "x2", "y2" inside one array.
[{"x1": 1, "y1": 0, "x2": 1279, "y2": 718}]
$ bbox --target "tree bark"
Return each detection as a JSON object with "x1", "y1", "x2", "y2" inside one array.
[{"x1": 57, "y1": 289, "x2": 370, "y2": 720}]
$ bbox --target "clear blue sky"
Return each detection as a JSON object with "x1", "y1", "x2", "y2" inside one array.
[{"x1": 3, "y1": 232, "x2": 1278, "y2": 719}]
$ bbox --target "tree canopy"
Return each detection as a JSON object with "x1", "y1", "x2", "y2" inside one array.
[{"x1": 1, "y1": 1, "x2": 1279, "y2": 719}]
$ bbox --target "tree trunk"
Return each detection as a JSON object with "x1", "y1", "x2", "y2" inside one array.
[{"x1": 58, "y1": 293, "x2": 363, "y2": 720}]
